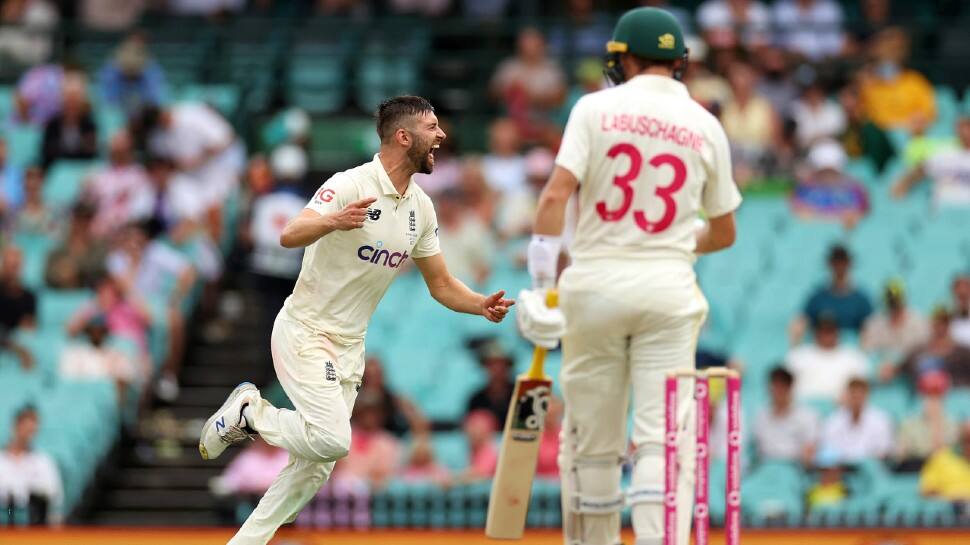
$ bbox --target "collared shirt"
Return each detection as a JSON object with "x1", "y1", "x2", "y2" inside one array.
[
  {"x1": 284, "y1": 154, "x2": 440, "y2": 340},
  {"x1": 556, "y1": 74, "x2": 741, "y2": 264},
  {"x1": 786, "y1": 343, "x2": 870, "y2": 402},
  {"x1": 754, "y1": 404, "x2": 820, "y2": 462},
  {"x1": 821, "y1": 406, "x2": 893, "y2": 462}
]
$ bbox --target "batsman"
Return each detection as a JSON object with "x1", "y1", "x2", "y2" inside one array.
[{"x1": 516, "y1": 8, "x2": 741, "y2": 545}]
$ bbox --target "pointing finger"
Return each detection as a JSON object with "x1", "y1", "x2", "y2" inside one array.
[{"x1": 348, "y1": 197, "x2": 378, "y2": 209}]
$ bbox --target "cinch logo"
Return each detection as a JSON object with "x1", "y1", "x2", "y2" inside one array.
[{"x1": 358, "y1": 244, "x2": 409, "y2": 268}]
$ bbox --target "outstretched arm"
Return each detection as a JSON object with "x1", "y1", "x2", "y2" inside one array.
[
  {"x1": 413, "y1": 254, "x2": 514, "y2": 322},
  {"x1": 280, "y1": 197, "x2": 377, "y2": 248}
]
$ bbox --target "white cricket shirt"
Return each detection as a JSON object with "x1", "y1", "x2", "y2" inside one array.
[
  {"x1": 556, "y1": 75, "x2": 742, "y2": 263},
  {"x1": 283, "y1": 154, "x2": 440, "y2": 340}
]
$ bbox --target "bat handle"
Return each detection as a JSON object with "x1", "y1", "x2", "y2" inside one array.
[{"x1": 525, "y1": 289, "x2": 559, "y2": 380}]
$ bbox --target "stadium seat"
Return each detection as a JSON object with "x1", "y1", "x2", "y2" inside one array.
[
  {"x1": 42, "y1": 160, "x2": 99, "y2": 211},
  {"x1": 5, "y1": 125, "x2": 41, "y2": 166},
  {"x1": 37, "y1": 289, "x2": 94, "y2": 333}
]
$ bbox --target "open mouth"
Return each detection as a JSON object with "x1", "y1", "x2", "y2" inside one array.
[{"x1": 428, "y1": 143, "x2": 440, "y2": 162}]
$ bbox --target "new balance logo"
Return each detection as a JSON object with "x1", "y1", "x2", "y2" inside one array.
[
  {"x1": 367, "y1": 208, "x2": 382, "y2": 221},
  {"x1": 325, "y1": 361, "x2": 337, "y2": 382},
  {"x1": 215, "y1": 417, "x2": 226, "y2": 432}
]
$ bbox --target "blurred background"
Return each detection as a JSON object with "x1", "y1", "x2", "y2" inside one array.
[{"x1": 0, "y1": 0, "x2": 969, "y2": 543}]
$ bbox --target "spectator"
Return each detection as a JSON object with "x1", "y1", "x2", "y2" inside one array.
[
  {"x1": 167, "y1": 0, "x2": 244, "y2": 16},
  {"x1": 144, "y1": 102, "x2": 245, "y2": 243},
  {"x1": 389, "y1": 0, "x2": 450, "y2": 17},
  {"x1": 0, "y1": 0, "x2": 59, "y2": 67},
  {"x1": 557, "y1": 58, "x2": 608, "y2": 127},
  {"x1": 920, "y1": 421, "x2": 970, "y2": 501},
  {"x1": 107, "y1": 221, "x2": 194, "y2": 402},
  {"x1": 892, "y1": 117, "x2": 970, "y2": 208},
  {"x1": 436, "y1": 188, "x2": 495, "y2": 287},
  {"x1": 790, "y1": 244, "x2": 873, "y2": 343},
  {"x1": 862, "y1": 280, "x2": 930, "y2": 370},
  {"x1": 455, "y1": 409, "x2": 498, "y2": 483},
  {"x1": 400, "y1": 433, "x2": 451, "y2": 487},
  {"x1": 683, "y1": 43, "x2": 732, "y2": 114},
  {"x1": 496, "y1": 146, "x2": 555, "y2": 240},
  {"x1": 98, "y1": 32, "x2": 168, "y2": 118},
  {"x1": 895, "y1": 371, "x2": 958, "y2": 470},
  {"x1": 12, "y1": 166, "x2": 57, "y2": 236},
  {"x1": 490, "y1": 28, "x2": 566, "y2": 132},
  {"x1": 546, "y1": 0, "x2": 614, "y2": 59},
  {"x1": 242, "y1": 148, "x2": 306, "y2": 343},
  {"x1": 342, "y1": 391, "x2": 402, "y2": 490},
  {"x1": 838, "y1": 84, "x2": 895, "y2": 174},
  {"x1": 886, "y1": 307, "x2": 970, "y2": 388},
  {"x1": 359, "y1": 356, "x2": 427, "y2": 437},
  {"x1": 0, "y1": 245, "x2": 36, "y2": 331},
  {"x1": 820, "y1": 378, "x2": 893, "y2": 462},
  {"x1": 466, "y1": 341, "x2": 515, "y2": 424},
  {"x1": 790, "y1": 140, "x2": 868, "y2": 228},
  {"x1": 84, "y1": 131, "x2": 155, "y2": 237},
  {"x1": 792, "y1": 79, "x2": 846, "y2": 149},
  {"x1": 786, "y1": 315, "x2": 869, "y2": 402},
  {"x1": 772, "y1": 0, "x2": 846, "y2": 61},
  {"x1": 67, "y1": 276, "x2": 151, "y2": 362},
  {"x1": 753, "y1": 367, "x2": 820, "y2": 466},
  {"x1": 215, "y1": 437, "x2": 288, "y2": 497},
  {"x1": 0, "y1": 406, "x2": 62, "y2": 525},
  {"x1": 806, "y1": 448, "x2": 847, "y2": 509},
  {"x1": 952, "y1": 274, "x2": 970, "y2": 348},
  {"x1": 720, "y1": 60, "x2": 781, "y2": 187},
  {"x1": 458, "y1": 157, "x2": 497, "y2": 226},
  {"x1": 40, "y1": 80, "x2": 97, "y2": 169},
  {"x1": 0, "y1": 137, "x2": 25, "y2": 217},
  {"x1": 43, "y1": 202, "x2": 108, "y2": 289},
  {"x1": 12, "y1": 63, "x2": 83, "y2": 126},
  {"x1": 755, "y1": 47, "x2": 798, "y2": 120},
  {"x1": 696, "y1": 0, "x2": 771, "y2": 50},
  {"x1": 535, "y1": 396, "x2": 563, "y2": 479},
  {"x1": 80, "y1": 0, "x2": 147, "y2": 31},
  {"x1": 58, "y1": 315, "x2": 142, "y2": 405},
  {"x1": 481, "y1": 117, "x2": 527, "y2": 195},
  {"x1": 859, "y1": 27, "x2": 935, "y2": 131}
]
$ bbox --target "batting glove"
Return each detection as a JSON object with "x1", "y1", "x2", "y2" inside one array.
[{"x1": 516, "y1": 288, "x2": 566, "y2": 349}]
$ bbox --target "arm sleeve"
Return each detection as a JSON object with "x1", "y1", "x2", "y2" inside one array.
[
  {"x1": 554, "y1": 96, "x2": 592, "y2": 183},
  {"x1": 305, "y1": 174, "x2": 359, "y2": 216},
  {"x1": 411, "y1": 197, "x2": 441, "y2": 259},
  {"x1": 702, "y1": 122, "x2": 742, "y2": 217}
]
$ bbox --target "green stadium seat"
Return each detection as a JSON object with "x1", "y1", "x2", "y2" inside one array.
[
  {"x1": 37, "y1": 289, "x2": 94, "y2": 333},
  {"x1": 178, "y1": 84, "x2": 241, "y2": 117},
  {"x1": 4, "y1": 125, "x2": 41, "y2": 166},
  {"x1": 430, "y1": 431, "x2": 469, "y2": 472},
  {"x1": 42, "y1": 160, "x2": 99, "y2": 211}
]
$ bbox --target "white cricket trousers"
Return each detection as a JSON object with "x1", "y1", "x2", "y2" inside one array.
[
  {"x1": 557, "y1": 258, "x2": 707, "y2": 545},
  {"x1": 227, "y1": 310, "x2": 363, "y2": 545}
]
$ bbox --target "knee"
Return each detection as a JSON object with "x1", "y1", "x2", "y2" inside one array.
[{"x1": 305, "y1": 420, "x2": 351, "y2": 463}]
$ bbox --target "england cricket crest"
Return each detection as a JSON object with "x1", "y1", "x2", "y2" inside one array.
[{"x1": 509, "y1": 379, "x2": 551, "y2": 440}]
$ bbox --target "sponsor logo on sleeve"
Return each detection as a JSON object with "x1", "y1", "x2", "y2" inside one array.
[{"x1": 315, "y1": 187, "x2": 335, "y2": 204}]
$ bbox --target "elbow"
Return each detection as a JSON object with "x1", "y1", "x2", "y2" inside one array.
[
  {"x1": 717, "y1": 228, "x2": 737, "y2": 250},
  {"x1": 279, "y1": 229, "x2": 297, "y2": 249}
]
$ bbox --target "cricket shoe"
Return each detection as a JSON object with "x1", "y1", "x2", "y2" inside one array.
[{"x1": 199, "y1": 382, "x2": 258, "y2": 460}]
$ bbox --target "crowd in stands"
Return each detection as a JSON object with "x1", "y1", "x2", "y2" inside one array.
[{"x1": 2, "y1": 0, "x2": 970, "y2": 529}]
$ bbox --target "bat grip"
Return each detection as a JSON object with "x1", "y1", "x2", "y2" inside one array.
[{"x1": 525, "y1": 289, "x2": 558, "y2": 380}]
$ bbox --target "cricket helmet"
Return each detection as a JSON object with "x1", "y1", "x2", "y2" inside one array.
[{"x1": 604, "y1": 7, "x2": 689, "y2": 85}]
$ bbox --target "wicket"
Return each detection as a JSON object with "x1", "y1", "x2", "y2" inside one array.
[{"x1": 664, "y1": 368, "x2": 741, "y2": 545}]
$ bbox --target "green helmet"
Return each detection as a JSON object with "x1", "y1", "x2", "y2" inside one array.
[{"x1": 604, "y1": 7, "x2": 688, "y2": 84}]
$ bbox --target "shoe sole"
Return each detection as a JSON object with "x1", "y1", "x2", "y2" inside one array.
[{"x1": 199, "y1": 382, "x2": 257, "y2": 460}]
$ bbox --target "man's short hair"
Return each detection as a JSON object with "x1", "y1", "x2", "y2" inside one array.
[
  {"x1": 375, "y1": 96, "x2": 434, "y2": 142},
  {"x1": 15, "y1": 404, "x2": 37, "y2": 422},
  {"x1": 828, "y1": 244, "x2": 851, "y2": 264},
  {"x1": 769, "y1": 366, "x2": 794, "y2": 387},
  {"x1": 847, "y1": 377, "x2": 869, "y2": 391}
]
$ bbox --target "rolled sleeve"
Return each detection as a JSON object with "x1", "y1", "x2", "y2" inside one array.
[{"x1": 305, "y1": 175, "x2": 358, "y2": 216}]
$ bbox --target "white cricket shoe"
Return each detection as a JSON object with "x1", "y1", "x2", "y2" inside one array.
[{"x1": 199, "y1": 382, "x2": 258, "y2": 460}]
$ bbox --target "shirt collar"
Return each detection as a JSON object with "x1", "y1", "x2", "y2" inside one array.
[
  {"x1": 373, "y1": 153, "x2": 414, "y2": 199},
  {"x1": 626, "y1": 74, "x2": 690, "y2": 97}
]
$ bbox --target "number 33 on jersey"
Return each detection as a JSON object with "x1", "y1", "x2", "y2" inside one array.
[{"x1": 555, "y1": 75, "x2": 742, "y2": 262}]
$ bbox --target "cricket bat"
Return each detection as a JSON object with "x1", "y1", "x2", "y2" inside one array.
[{"x1": 485, "y1": 289, "x2": 558, "y2": 539}]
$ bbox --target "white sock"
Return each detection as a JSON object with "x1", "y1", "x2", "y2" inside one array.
[{"x1": 241, "y1": 404, "x2": 254, "y2": 428}]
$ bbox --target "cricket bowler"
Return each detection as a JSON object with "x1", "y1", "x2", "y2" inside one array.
[
  {"x1": 198, "y1": 96, "x2": 514, "y2": 545},
  {"x1": 516, "y1": 8, "x2": 742, "y2": 545}
]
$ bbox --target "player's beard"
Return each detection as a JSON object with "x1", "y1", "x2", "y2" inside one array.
[{"x1": 407, "y1": 135, "x2": 435, "y2": 175}]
